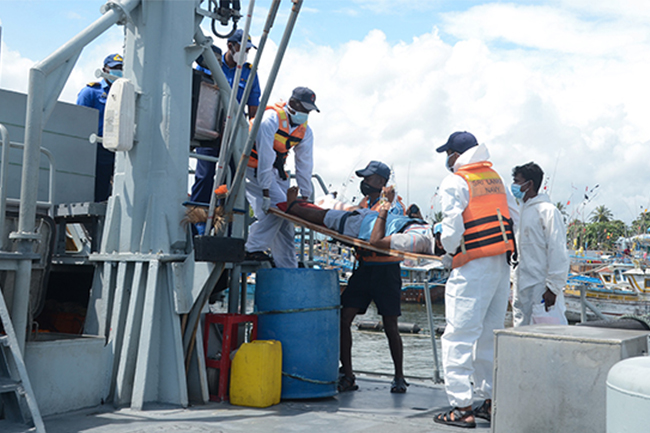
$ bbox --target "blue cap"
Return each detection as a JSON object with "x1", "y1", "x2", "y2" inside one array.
[
  {"x1": 291, "y1": 87, "x2": 319, "y2": 112},
  {"x1": 103, "y1": 53, "x2": 123, "y2": 68},
  {"x1": 227, "y1": 29, "x2": 256, "y2": 49},
  {"x1": 433, "y1": 223, "x2": 443, "y2": 235},
  {"x1": 355, "y1": 161, "x2": 391, "y2": 181},
  {"x1": 436, "y1": 131, "x2": 478, "y2": 154}
]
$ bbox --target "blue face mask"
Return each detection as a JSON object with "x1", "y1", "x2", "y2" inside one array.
[
  {"x1": 511, "y1": 183, "x2": 525, "y2": 200},
  {"x1": 107, "y1": 69, "x2": 123, "y2": 81},
  {"x1": 289, "y1": 110, "x2": 308, "y2": 125}
]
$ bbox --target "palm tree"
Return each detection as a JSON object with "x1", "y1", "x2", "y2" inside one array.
[
  {"x1": 589, "y1": 205, "x2": 613, "y2": 223},
  {"x1": 433, "y1": 211, "x2": 444, "y2": 223}
]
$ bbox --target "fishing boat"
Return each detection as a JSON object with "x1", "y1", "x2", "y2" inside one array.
[
  {"x1": 564, "y1": 261, "x2": 650, "y2": 320},
  {"x1": 400, "y1": 262, "x2": 449, "y2": 304}
]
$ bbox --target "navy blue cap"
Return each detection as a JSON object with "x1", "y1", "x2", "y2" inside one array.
[
  {"x1": 227, "y1": 29, "x2": 256, "y2": 49},
  {"x1": 291, "y1": 87, "x2": 319, "y2": 112},
  {"x1": 436, "y1": 131, "x2": 478, "y2": 154},
  {"x1": 103, "y1": 53, "x2": 123, "y2": 68},
  {"x1": 355, "y1": 161, "x2": 391, "y2": 181}
]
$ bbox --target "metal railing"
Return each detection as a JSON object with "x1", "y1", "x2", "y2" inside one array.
[
  {"x1": 578, "y1": 284, "x2": 608, "y2": 323},
  {"x1": 0, "y1": 124, "x2": 56, "y2": 251}
]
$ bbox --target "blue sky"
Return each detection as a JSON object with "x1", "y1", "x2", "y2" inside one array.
[
  {"x1": 2, "y1": 0, "x2": 650, "y2": 230},
  {"x1": 1, "y1": 0, "x2": 486, "y2": 59}
]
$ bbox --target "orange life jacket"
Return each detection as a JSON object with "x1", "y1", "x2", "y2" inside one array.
[
  {"x1": 247, "y1": 102, "x2": 307, "y2": 179},
  {"x1": 355, "y1": 195, "x2": 404, "y2": 264},
  {"x1": 451, "y1": 162, "x2": 515, "y2": 269}
]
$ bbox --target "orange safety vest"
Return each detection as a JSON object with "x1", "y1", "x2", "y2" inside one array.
[
  {"x1": 451, "y1": 162, "x2": 515, "y2": 269},
  {"x1": 247, "y1": 102, "x2": 307, "y2": 179},
  {"x1": 355, "y1": 195, "x2": 405, "y2": 264}
]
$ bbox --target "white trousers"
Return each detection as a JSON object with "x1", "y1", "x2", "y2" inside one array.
[
  {"x1": 441, "y1": 254, "x2": 510, "y2": 408},
  {"x1": 244, "y1": 167, "x2": 297, "y2": 268},
  {"x1": 512, "y1": 282, "x2": 568, "y2": 327}
]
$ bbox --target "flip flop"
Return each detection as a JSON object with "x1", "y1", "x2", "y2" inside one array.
[
  {"x1": 434, "y1": 408, "x2": 476, "y2": 429},
  {"x1": 474, "y1": 399, "x2": 491, "y2": 422},
  {"x1": 390, "y1": 377, "x2": 409, "y2": 393},
  {"x1": 338, "y1": 375, "x2": 359, "y2": 392}
]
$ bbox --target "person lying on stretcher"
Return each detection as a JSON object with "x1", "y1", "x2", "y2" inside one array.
[{"x1": 279, "y1": 186, "x2": 440, "y2": 255}]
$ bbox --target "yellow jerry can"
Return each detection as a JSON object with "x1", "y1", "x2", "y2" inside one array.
[{"x1": 229, "y1": 340, "x2": 282, "y2": 408}]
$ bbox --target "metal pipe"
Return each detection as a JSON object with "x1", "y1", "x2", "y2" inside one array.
[
  {"x1": 0, "y1": 124, "x2": 10, "y2": 250},
  {"x1": 215, "y1": 0, "x2": 281, "y2": 189},
  {"x1": 584, "y1": 298, "x2": 608, "y2": 321},
  {"x1": 2, "y1": 141, "x2": 57, "y2": 216},
  {"x1": 17, "y1": 0, "x2": 138, "y2": 241},
  {"x1": 218, "y1": 0, "x2": 254, "y2": 162},
  {"x1": 422, "y1": 270, "x2": 443, "y2": 383},
  {"x1": 223, "y1": 0, "x2": 303, "y2": 218},
  {"x1": 189, "y1": 152, "x2": 219, "y2": 163},
  {"x1": 205, "y1": 0, "x2": 255, "y2": 234},
  {"x1": 580, "y1": 284, "x2": 586, "y2": 323},
  {"x1": 12, "y1": 0, "x2": 139, "y2": 353},
  {"x1": 193, "y1": 29, "x2": 246, "y2": 234}
]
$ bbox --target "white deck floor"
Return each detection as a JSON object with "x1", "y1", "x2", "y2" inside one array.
[{"x1": 41, "y1": 376, "x2": 490, "y2": 433}]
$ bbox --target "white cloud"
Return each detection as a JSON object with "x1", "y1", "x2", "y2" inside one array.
[
  {"x1": 267, "y1": 3, "x2": 650, "y2": 223},
  {"x1": 0, "y1": 26, "x2": 123, "y2": 102},
  {"x1": 2, "y1": 2, "x2": 648, "y2": 225}
]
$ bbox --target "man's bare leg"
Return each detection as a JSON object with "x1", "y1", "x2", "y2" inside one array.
[{"x1": 286, "y1": 186, "x2": 328, "y2": 225}]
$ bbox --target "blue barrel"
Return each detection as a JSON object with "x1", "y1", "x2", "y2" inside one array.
[{"x1": 255, "y1": 268, "x2": 339, "y2": 399}]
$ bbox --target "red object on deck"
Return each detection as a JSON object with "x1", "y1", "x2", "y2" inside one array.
[{"x1": 203, "y1": 313, "x2": 258, "y2": 401}]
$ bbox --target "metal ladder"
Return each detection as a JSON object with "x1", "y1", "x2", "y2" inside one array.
[{"x1": 0, "y1": 288, "x2": 45, "y2": 433}]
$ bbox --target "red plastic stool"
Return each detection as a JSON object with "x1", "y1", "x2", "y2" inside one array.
[{"x1": 203, "y1": 313, "x2": 258, "y2": 401}]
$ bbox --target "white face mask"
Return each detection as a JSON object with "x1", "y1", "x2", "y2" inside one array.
[
  {"x1": 289, "y1": 111, "x2": 309, "y2": 125},
  {"x1": 231, "y1": 48, "x2": 247, "y2": 64}
]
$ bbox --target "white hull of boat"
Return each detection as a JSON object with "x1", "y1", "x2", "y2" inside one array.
[{"x1": 564, "y1": 293, "x2": 650, "y2": 321}]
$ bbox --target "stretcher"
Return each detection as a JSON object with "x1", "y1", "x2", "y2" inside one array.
[{"x1": 268, "y1": 207, "x2": 442, "y2": 264}]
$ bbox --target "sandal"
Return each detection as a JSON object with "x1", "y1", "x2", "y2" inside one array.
[
  {"x1": 433, "y1": 408, "x2": 476, "y2": 429},
  {"x1": 474, "y1": 399, "x2": 491, "y2": 422},
  {"x1": 337, "y1": 375, "x2": 359, "y2": 392},
  {"x1": 390, "y1": 377, "x2": 409, "y2": 393}
]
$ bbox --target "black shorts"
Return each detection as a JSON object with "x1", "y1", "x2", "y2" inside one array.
[{"x1": 341, "y1": 262, "x2": 402, "y2": 317}]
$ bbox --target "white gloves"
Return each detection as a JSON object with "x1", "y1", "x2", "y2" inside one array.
[
  {"x1": 442, "y1": 253, "x2": 453, "y2": 270},
  {"x1": 262, "y1": 196, "x2": 271, "y2": 214}
]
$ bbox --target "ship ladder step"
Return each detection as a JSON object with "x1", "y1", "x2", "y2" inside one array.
[{"x1": 0, "y1": 288, "x2": 45, "y2": 433}]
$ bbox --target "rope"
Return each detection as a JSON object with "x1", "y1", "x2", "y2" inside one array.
[
  {"x1": 282, "y1": 371, "x2": 337, "y2": 385},
  {"x1": 254, "y1": 305, "x2": 341, "y2": 315}
]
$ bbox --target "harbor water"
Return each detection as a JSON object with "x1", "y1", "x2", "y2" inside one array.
[{"x1": 214, "y1": 290, "x2": 514, "y2": 380}]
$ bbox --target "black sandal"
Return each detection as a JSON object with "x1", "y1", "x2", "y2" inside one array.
[
  {"x1": 474, "y1": 399, "x2": 491, "y2": 421},
  {"x1": 390, "y1": 377, "x2": 409, "y2": 393},
  {"x1": 337, "y1": 375, "x2": 359, "y2": 392},
  {"x1": 433, "y1": 408, "x2": 476, "y2": 429}
]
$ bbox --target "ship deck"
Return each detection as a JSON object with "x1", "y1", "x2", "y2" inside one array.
[{"x1": 41, "y1": 376, "x2": 490, "y2": 432}]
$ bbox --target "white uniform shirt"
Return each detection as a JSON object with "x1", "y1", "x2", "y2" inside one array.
[
  {"x1": 512, "y1": 193, "x2": 569, "y2": 295},
  {"x1": 439, "y1": 144, "x2": 520, "y2": 256},
  {"x1": 256, "y1": 107, "x2": 314, "y2": 198}
]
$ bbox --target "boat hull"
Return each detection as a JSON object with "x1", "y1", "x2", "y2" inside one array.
[{"x1": 564, "y1": 290, "x2": 650, "y2": 321}]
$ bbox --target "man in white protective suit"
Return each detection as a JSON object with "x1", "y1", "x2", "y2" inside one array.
[
  {"x1": 510, "y1": 162, "x2": 569, "y2": 326},
  {"x1": 432, "y1": 131, "x2": 519, "y2": 429},
  {"x1": 244, "y1": 87, "x2": 319, "y2": 267}
]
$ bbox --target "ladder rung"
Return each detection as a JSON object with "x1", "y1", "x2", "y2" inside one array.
[
  {"x1": 0, "y1": 377, "x2": 23, "y2": 394},
  {"x1": 0, "y1": 335, "x2": 8, "y2": 346}
]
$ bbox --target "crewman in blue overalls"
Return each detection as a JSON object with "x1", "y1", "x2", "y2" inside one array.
[
  {"x1": 76, "y1": 53, "x2": 123, "y2": 202},
  {"x1": 190, "y1": 30, "x2": 262, "y2": 206}
]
